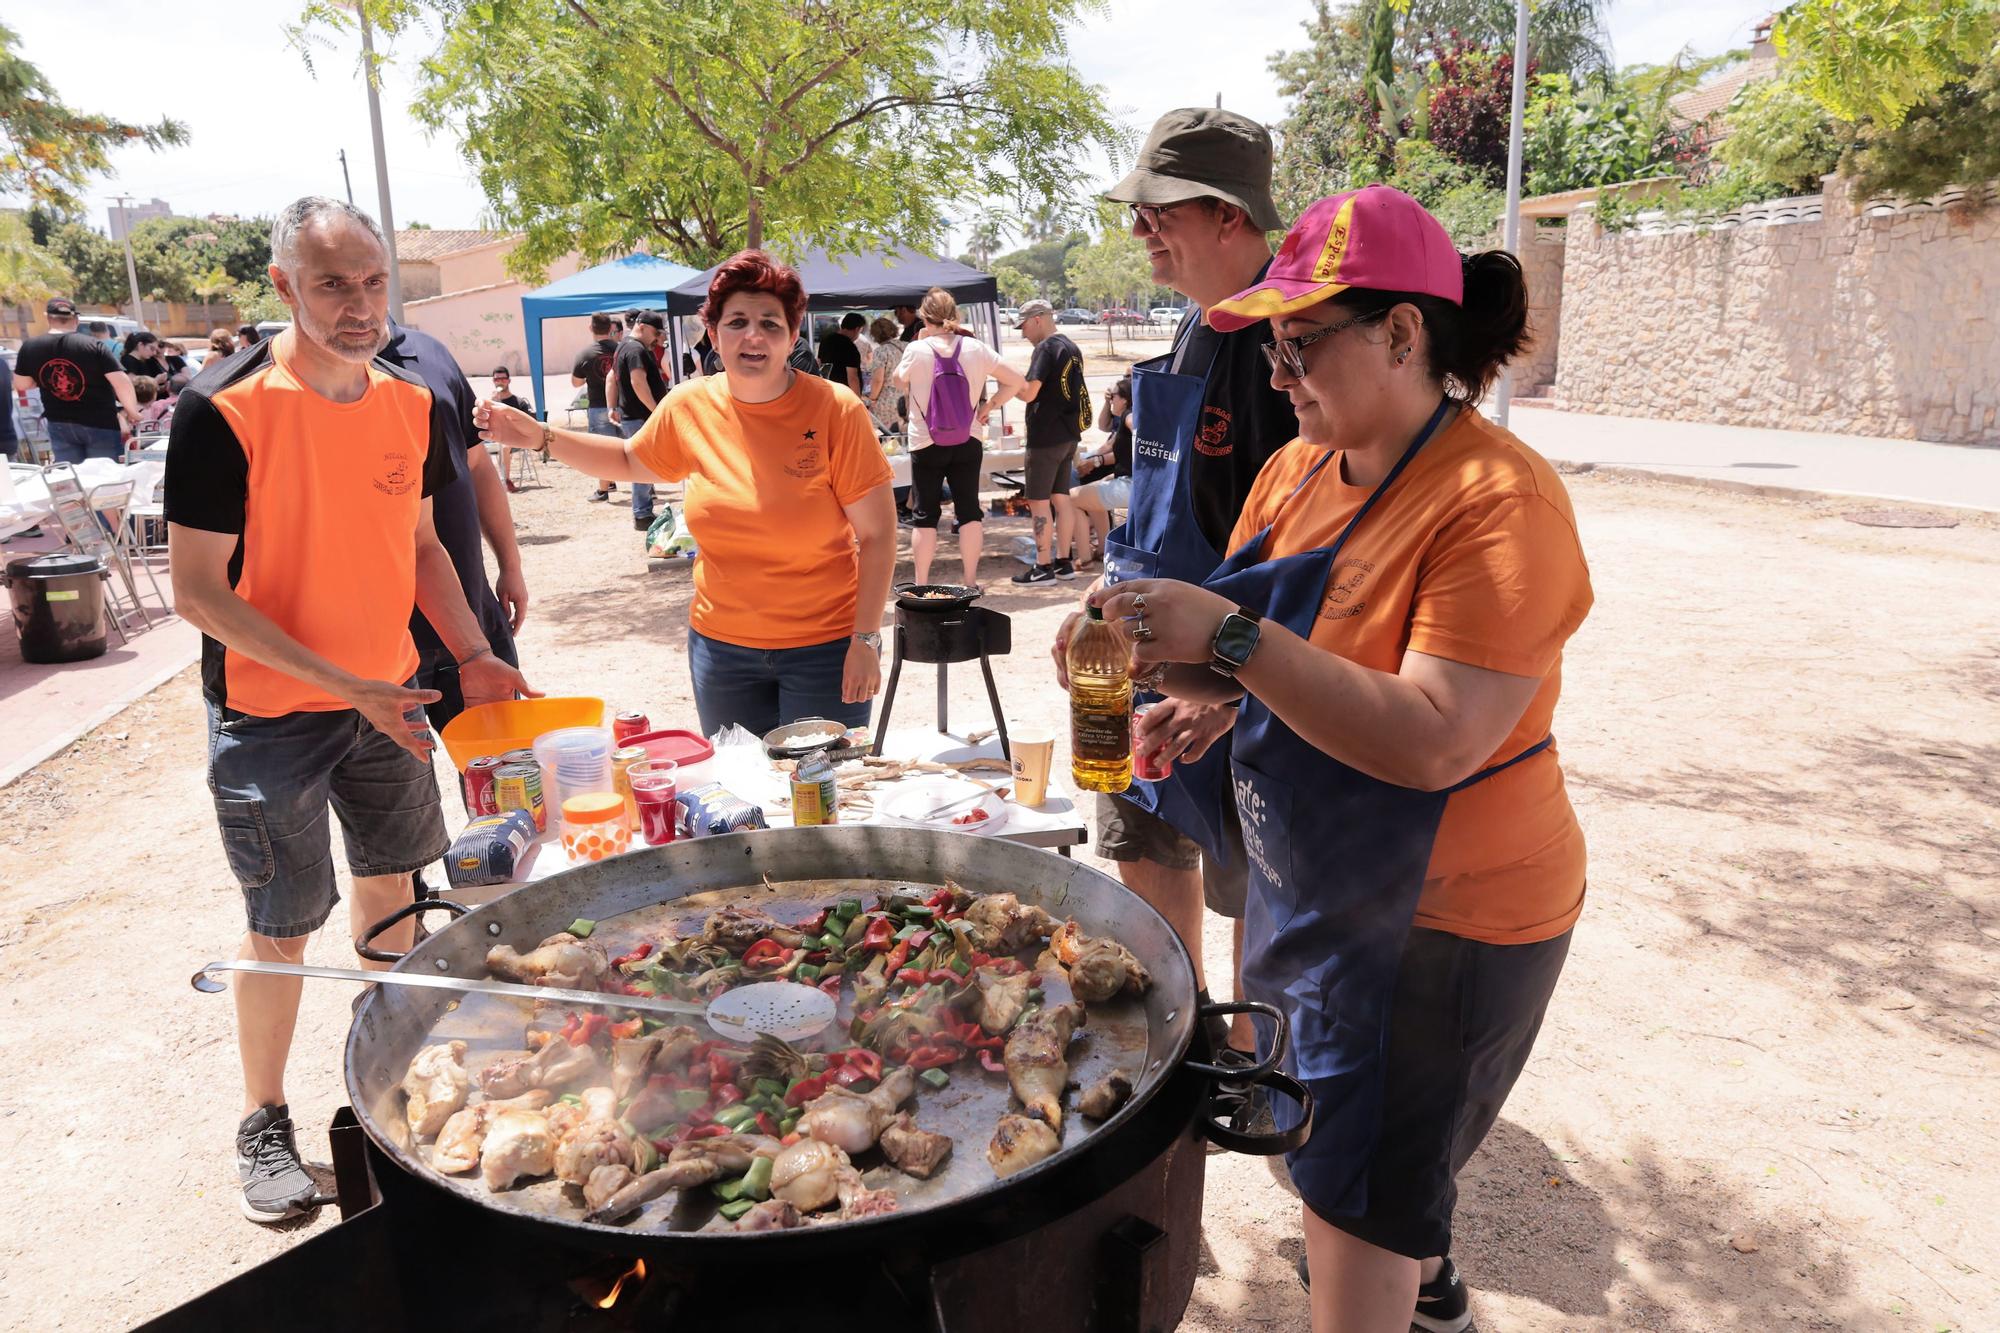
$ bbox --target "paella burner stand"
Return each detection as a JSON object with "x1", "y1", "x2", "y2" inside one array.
[{"x1": 872, "y1": 604, "x2": 1012, "y2": 763}]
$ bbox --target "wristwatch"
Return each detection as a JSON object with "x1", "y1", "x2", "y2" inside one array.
[
  {"x1": 1208, "y1": 607, "x2": 1264, "y2": 678},
  {"x1": 854, "y1": 631, "x2": 883, "y2": 650}
]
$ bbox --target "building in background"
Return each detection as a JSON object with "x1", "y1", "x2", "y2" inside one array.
[
  {"x1": 108, "y1": 198, "x2": 172, "y2": 241},
  {"x1": 395, "y1": 229, "x2": 591, "y2": 376}
]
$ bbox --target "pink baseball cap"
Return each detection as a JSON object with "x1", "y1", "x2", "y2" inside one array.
[{"x1": 1208, "y1": 186, "x2": 1463, "y2": 333}]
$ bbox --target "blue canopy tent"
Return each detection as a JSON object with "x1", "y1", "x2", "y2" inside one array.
[
  {"x1": 662, "y1": 245, "x2": 1002, "y2": 379},
  {"x1": 518, "y1": 253, "x2": 701, "y2": 420}
]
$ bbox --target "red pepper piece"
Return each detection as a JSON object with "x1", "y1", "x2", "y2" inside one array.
[
  {"x1": 818, "y1": 975, "x2": 842, "y2": 998},
  {"x1": 743, "y1": 938, "x2": 793, "y2": 968},
  {"x1": 798, "y1": 909, "x2": 829, "y2": 935},
  {"x1": 833, "y1": 1066, "x2": 871, "y2": 1088},
  {"x1": 978, "y1": 1049, "x2": 1007, "y2": 1074},
  {"x1": 706, "y1": 1051, "x2": 738, "y2": 1086},
  {"x1": 882, "y1": 939, "x2": 912, "y2": 976},
  {"x1": 559, "y1": 1013, "x2": 582, "y2": 1044},
  {"x1": 686, "y1": 1123, "x2": 731, "y2": 1140},
  {"x1": 925, "y1": 888, "x2": 956, "y2": 910},
  {"x1": 755, "y1": 1111, "x2": 780, "y2": 1137},
  {"x1": 608, "y1": 1017, "x2": 644, "y2": 1041},
  {"x1": 610, "y1": 941, "x2": 655, "y2": 969},
  {"x1": 713, "y1": 1082, "x2": 744, "y2": 1108},
  {"x1": 783, "y1": 1073, "x2": 831, "y2": 1108},
  {"x1": 780, "y1": 1131, "x2": 803, "y2": 1147},
  {"x1": 847, "y1": 1049, "x2": 883, "y2": 1081},
  {"x1": 895, "y1": 967, "x2": 927, "y2": 986},
  {"x1": 860, "y1": 917, "x2": 895, "y2": 952},
  {"x1": 687, "y1": 1105, "x2": 715, "y2": 1125},
  {"x1": 904, "y1": 1045, "x2": 960, "y2": 1071},
  {"x1": 805, "y1": 950, "x2": 829, "y2": 965}
]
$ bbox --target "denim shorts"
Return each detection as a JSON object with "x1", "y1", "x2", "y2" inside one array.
[
  {"x1": 205, "y1": 695, "x2": 448, "y2": 939},
  {"x1": 687, "y1": 627, "x2": 871, "y2": 739}
]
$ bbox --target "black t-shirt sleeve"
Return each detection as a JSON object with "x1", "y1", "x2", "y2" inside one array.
[
  {"x1": 421, "y1": 385, "x2": 458, "y2": 498},
  {"x1": 571, "y1": 347, "x2": 595, "y2": 379},
  {"x1": 162, "y1": 390, "x2": 249, "y2": 534},
  {"x1": 1026, "y1": 340, "x2": 1056, "y2": 384}
]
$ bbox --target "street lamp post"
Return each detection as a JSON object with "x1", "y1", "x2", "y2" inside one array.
[
  {"x1": 357, "y1": 8, "x2": 404, "y2": 321},
  {"x1": 1495, "y1": 0, "x2": 1529, "y2": 427},
  {"x1": 111, "y1": 194, "x2": 146, "y2": 326}
]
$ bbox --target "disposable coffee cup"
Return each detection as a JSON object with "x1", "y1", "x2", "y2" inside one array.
[{"x1": 1010, "y1": 727, "x2": 1055, "y2": 807}]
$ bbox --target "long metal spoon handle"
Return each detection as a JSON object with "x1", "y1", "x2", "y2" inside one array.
[{"x1": 190, "y1": 958, "x2": 709, "y2": 1021}]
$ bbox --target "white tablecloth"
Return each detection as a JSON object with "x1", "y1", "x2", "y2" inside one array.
[
  {"x1": 0, "y1": 458, "x2": 163, "y2": 541},
  {"x1": 500, "y1": 728, "x2": 1084, "y2": 886},
  {"x1": 886, "y1": 446, "x2": 1027, "y2": 491}
]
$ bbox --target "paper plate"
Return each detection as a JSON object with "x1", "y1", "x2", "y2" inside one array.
[{"x1": 878, "y1": 776, "x2": 1010, "y2": 835}]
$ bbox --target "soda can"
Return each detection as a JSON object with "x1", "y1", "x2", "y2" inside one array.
[
  {"x1": 462, "y1": 755, "x2": 505, "y2": 817},
  {"x1": 611, "y1": 744, "x2": 647, "y2": 823},
  {"x1": 494, "y1": 762, "x2": 547, "y2": 832},
  {"x1": 1132, "y1": 706, "x2": 1173, "y2": 782},
  {"x1": 500, "y1": 748, "x2": 537, "y2": 768},
  {"x1": 612, "y1": 711, "x2": 651, "y2": 745}
]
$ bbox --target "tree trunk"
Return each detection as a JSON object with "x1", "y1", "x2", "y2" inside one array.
[{"x1": 746, "y1": 196, "x2": 764, "y2": 252}]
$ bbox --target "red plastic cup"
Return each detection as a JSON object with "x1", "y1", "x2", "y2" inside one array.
[{"x1": 630, "y1": 761, "x2": 679, "y2": 845}]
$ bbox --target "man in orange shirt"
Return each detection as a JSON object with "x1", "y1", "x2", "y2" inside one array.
[{"x1": 167, "y1": 197, "x2": 535, "y2": 1224}]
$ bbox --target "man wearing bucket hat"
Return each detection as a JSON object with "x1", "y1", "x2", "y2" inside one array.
[
  {"x1": 1054, "y1": 108, "x2": 1299, "y2": 1061},
  {"x1": 1090, "y1": 184, "x2": 1593, "y2": 1332}
]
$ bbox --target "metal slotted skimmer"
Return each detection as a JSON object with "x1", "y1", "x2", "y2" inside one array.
[{"x1": 192, "y1": 961, "x2": 839, "y2": 1043}]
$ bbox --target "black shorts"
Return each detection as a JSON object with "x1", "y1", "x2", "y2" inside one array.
[
  {"x1": 1095, "y1": 787, "x2": 1249, "y2": 918},
  {"x1": 1307, "y1": 924, "x2": 1574, "y2": 1259},
  {"x1": 909, "y1": 440, "x2": 984, "y2": 530},
  {"x1": 1023, "y1": 443, "x2": 1076, "y2": 500}
]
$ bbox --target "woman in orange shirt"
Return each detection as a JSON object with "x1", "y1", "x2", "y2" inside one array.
[
  {"x1": 1092, "y1": 187, "x2": 1592, "y2": 1333},
  {"x1": 478, "y1": 251, "x2": 897, "y2": 736}
]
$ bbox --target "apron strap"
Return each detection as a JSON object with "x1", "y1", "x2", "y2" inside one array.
[{"x1": 1444, "y1": 734, "x2": 1553, "y2": 794}]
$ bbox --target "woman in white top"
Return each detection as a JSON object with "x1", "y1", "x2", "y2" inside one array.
[{"x1": 893, "y1": 287, "x2": 1025, "y2": 587}]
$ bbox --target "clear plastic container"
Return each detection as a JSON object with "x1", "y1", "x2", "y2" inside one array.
[
  {"x1": 559, "y1": 791, "x2": 631, "y2": 863},
  {"x1": 532, "y1": 726, "x2": 613, "y2": 813}
]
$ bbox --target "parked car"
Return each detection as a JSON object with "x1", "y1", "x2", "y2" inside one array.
[
  {"x1": 1150, "y1": 306, "x2": 1186, "y2": 324},
  {"x1": 1055, "y1": 307, "x2": 1095, "y2": 325},
  {"x1": 1097, "y1": 308, "x2": 1147, "y2": 324},
  {"x1": 997, "y1": 307, "x2": 1020, "y2": 326}
]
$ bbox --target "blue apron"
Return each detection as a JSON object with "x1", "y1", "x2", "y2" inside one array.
[
  {"x1": 1206, "y1": 399, "x2": 1552, "y2": 1217},
  {"x1": 1102, "y1": 316, "x2": 1236, "y2": 861}
]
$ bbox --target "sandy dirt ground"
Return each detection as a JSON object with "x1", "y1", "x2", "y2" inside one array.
[{"x1": 1, "y1": 458, "x2": 1995, "y2": 1332}]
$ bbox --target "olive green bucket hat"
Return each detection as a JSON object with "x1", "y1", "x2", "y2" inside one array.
[{"x1": 1104, "y1": 107, "x2": 1284, "y2": 233}]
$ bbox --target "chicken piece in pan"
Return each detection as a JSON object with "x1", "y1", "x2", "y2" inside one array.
[
  {"x1": 734, "y1": 1198, "x2": 805, "y2": 1231},
  {"x1": 581, "y1": 1134, "x2": 783, "y2": 1224},
  {"x1": 609, "y1": 1025, "x2": 700, "y2": 1101},
  {"x1": 799, "y1": 1066, "x2": 916, "y2": 1154},
  {"x1": 401, "y1": 1040, "x2": 469, "y2": 1139},
  {"x1": 1078, "y1": 1071, "x2": 1135, "y2": 1122},
  {"x1": 486, "y1": 933, "x2": 614, "y2": 991},
  {"x1": 553, "y1": 1087, "x2": 641, "y2": 1186},
  {"x1": 1049, "y1": 921, "x2": 1151, "y2": 1003},
  {"x1": 431, "y1": 1090, "x2": 554, "y2": 1175},
  {"x1": 770, "y1": 1136, "x2": 850, "y2": 1212},
  {"x1": 702, "y1": 906, "x2": 806, "y2": 953},
  {"x1": 968, "y1": 965, "x2": 1033, "y2": 1034},
  {"x1": 961, "y1": 892, "x2": 1056, "y2": 954},
  {"x1": 1003, "y1": 1002, "x2": 1084, "y2": 1129},
  {"x1": 480, "y1": 1108, "x2": 557, "y2": 1191},
  {"x1": 583, "y1": 1163, "x2": 637, "y2": 1213},
  {"x1": 478, "y1": 1036, "x2": 603, "y2": 1099},
  {"x1": 878, "y1": 1112, "x2": 953, "y2": 1180},
  {"x1": 986, "y1": 1113, "x2": 1060, "y2": 1178}
]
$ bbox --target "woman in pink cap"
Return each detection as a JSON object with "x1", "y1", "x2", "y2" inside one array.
[{"x1": 1090, "y1": 185, "x2": 1593, "y2": 1333}]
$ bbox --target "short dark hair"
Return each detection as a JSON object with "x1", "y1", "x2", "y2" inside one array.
[
  {"x1": 1331, "y1": 251, "x2": 1529, "y2": 403},
  {"x1": 491, "y1": 366, "x2": 511, "y2": 378},
  {"x1": 701, "y1": 250, "x2": 808, "y2": 330},
  {"x1": 590, "y1": 313, "x2": 613, "y2": 335},
  {"x1": 86, "y1": 320, "x2": 110, "y2": 335},
  {"x1": 840, "y1": 312, "x2": 866, "y2": 331},
  {"x1": 238, "y1": 325, "x2": 260, "y2": 342}
]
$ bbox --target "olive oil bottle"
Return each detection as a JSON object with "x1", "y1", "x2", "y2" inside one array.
[{"x1": 1067, "y1": 605, "x2": 1133, "y2": 793}]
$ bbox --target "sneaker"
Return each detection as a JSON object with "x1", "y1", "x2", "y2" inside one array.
[
  {"x1": 634, "y1": 514, "x2": 655, "y2": 531},
  {"x1": 1411, "y1": 1258, "x2": 1473, "y2": 1333},
  {"x1": 236, "y1": 1104, "x2": 320, "y2": 1223},
  {"x1": 588, "y1": 489, "x2": 609, "y2": 503},
  {"x1": 1011, "y1": 563, "x2": 1055, "y2": 585},
  {"x1": 1292, "y1": 1254, "x2": 1474, "y2": 1332},
  {"x1": 1051, "y1": 558, "x2": 1077, "y2": 580}
]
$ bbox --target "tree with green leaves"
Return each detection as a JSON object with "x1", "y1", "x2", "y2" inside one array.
[
  {"x1": 294, "y1": 0, "x2": 1123, "y2": 275},
  {"x1": 992, "y1": 262, "x2": 1036, "y2": 305},
  {"x1": 0, "y1": 212, "x2": 73, "y2": 338},
  {"x1": 0, "y1": 22, "x2": 186, "y2": 216},
  {"x1": 994, "y1": 232, "x2": 1086, "y2": 304},
  {"x1": 1064, "y1": 217, "x2": 1152, "y2": 353}
]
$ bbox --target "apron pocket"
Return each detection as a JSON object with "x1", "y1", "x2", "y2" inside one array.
[{"x1": 1230, "y1": 754, "x2": 1299, "y2": 933}]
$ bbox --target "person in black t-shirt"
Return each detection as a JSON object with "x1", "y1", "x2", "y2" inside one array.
[
  {"x1": 1072, "y1": 374, "x2": 1134, "y2": 564},
  {"x1": 570, "y1": 313, "x2": 624, "y2": 501},
  {"x1": 13, "y1": 296, "x2": 139, "y2": 462},
  {"x1": 486, "y1": 365, "x2": 536, "y2": 493},
  {"x1": 615, "y1": 312, "x2": 670, "y2": 529},
  {"x1": 817, "y1": 312, "x2": 865, "y2": 395},
  {"x1": 895, "y1": 305, "x2": 922, "y2": 342},
  {"x1": 122, "y1": 331, "x2": 173, "y2": 394},
  {"x1": 1012, "y1": 300, "x2": 1088, "y2": 583}
]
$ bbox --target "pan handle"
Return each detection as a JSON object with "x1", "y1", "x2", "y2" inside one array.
[
  {"x1": 1200, "y1": 1067, "x2": 1313, "y2": 1156},
  {"x1": 354, "y1": 898, "x2": 469, "y2": 963},
  {"x1": 1181, "y1": 999, "x2": 1287, "y2": 1082}
]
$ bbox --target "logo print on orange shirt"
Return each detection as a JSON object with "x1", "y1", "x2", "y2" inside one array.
[
  {"x1": 373, "y1": 451, "x2": 417, "y2": 496},
  {"x1": 1192, "y1": 404, "x2": 1233, "y2": 457},
  {"x1": 784, "y1": 427, "x2": 824, "y2": 479},
  {"x1": 1319, "y1": 557, "x2": 1373, "y2": 620}
]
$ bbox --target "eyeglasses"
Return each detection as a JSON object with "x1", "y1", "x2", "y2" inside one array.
[
  {"x1": 1260, "y1": 309, "x2": 1389, "y2": 379},
  {"x1": 1128, "y1": 200, "x2": 1200, "y2": 236}
]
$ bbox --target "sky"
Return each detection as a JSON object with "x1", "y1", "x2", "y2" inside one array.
[{"x1": 9, "y1": 1, "x2": 1781, "y2": 249}]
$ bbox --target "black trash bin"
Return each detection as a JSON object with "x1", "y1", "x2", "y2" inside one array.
[{"x1": 5, "y1": 552, "x2": 111, "y2": 663}]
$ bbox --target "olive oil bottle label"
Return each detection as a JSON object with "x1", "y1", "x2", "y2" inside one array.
[{"x1": 1072, "y1": 708, "x2": 1130, "y2": 759}]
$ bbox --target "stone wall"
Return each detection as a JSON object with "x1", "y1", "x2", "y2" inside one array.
[
  {"x1": 1553, "y1": 175, "x2": 2000, "y2": 444},
  {"x1": 1516, "y1": 225, "x2": 1566, "y2": 393}
]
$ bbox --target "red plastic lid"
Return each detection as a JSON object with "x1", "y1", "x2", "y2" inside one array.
[{"x1": 627, "y1": 729, "x2": 714, "y2": 767}]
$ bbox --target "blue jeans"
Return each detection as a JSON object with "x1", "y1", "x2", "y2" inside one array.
[
  {"x1": 586, "y1": 406, "x2": 618, "y2": 437},
  {"x1": 205, "y1": 691, "x2": 448, "y2": 939},
  {"x1": 49, "y1": 420, "x2": 123, "y2": 465},
  {"x1": 620, "y1": 418, "x2": 654, "y2": 521},
  {"x1": 687, "y1": 627, "x2": 871, "y2": 738}
]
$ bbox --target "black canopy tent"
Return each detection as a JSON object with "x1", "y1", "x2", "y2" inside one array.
[{"x1": 663, "y1": 244, "x2": 1003, "y2": 379}]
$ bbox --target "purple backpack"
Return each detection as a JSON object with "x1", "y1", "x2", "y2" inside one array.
[{"x1": 921, "y1": 337, "x2": 976, "y2": 445}]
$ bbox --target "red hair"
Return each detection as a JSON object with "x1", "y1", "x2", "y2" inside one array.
[{"x1": 701, "y1": 249, "x2": 807, "y2": 330}]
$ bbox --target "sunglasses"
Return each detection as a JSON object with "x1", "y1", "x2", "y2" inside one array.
[
  {"x1": 1127, "y1": 200, "x2": 1201, "y2": 236},
  {"x1": 1260, "y1": 309, "x2": 1389, "y2": 379}
]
